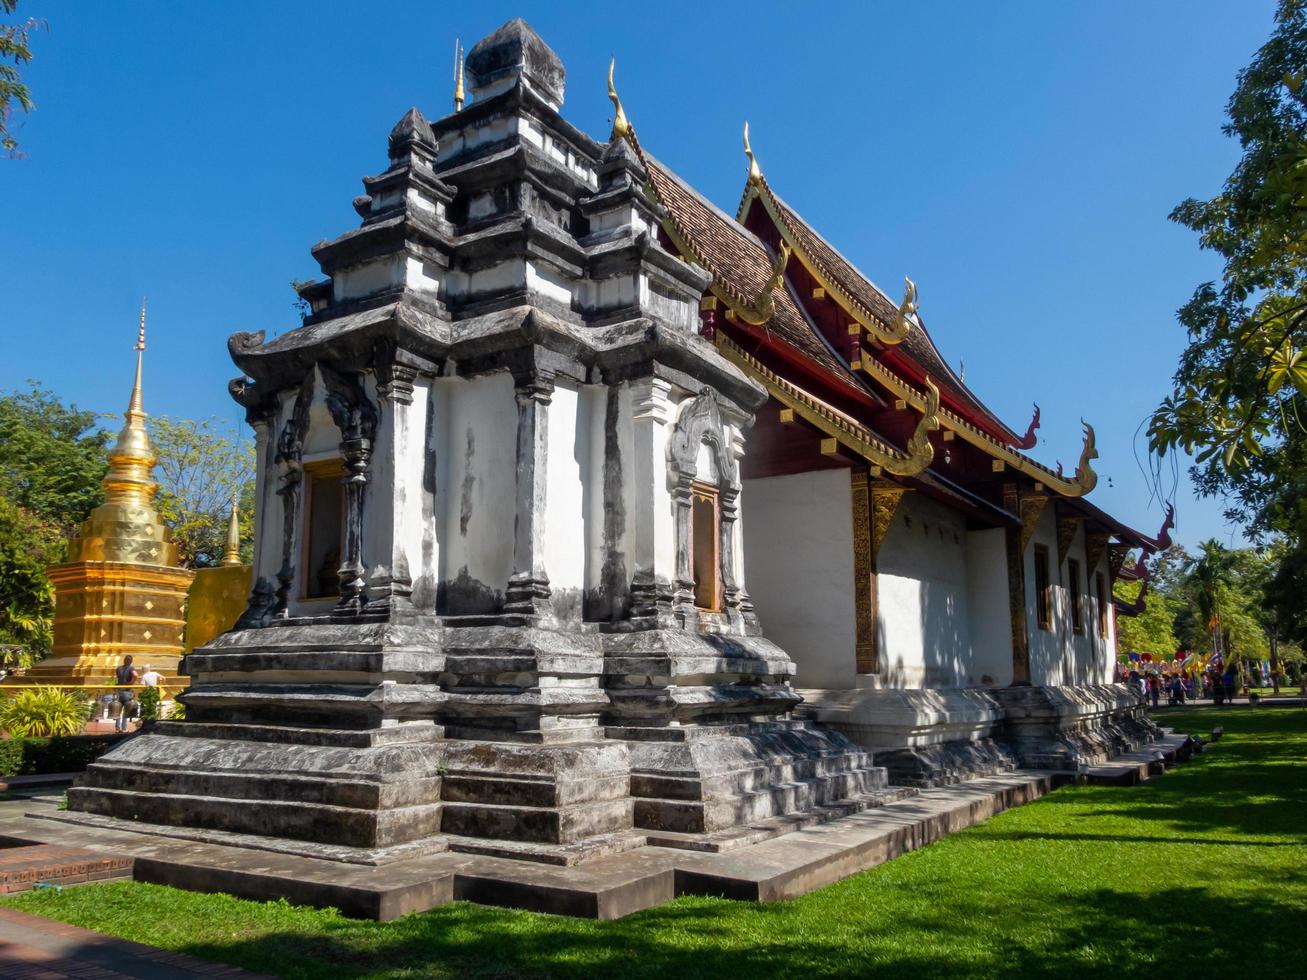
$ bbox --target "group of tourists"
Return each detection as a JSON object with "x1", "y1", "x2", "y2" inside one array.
[
  {"x1": 1124, "y1": 666, "x2": 1245, "y2": 708},
  {"x1": 103, "y1": 655, "x2": 165, "y2": 733}
]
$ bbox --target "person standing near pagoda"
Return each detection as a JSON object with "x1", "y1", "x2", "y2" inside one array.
[{"x1": 113, "y1": 655, "x2": 138, "y2": 733}]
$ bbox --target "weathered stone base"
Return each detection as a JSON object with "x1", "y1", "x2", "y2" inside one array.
[
  {"x1": 991, "y1": 683, "x2": 1162, "y2": 770},
  {"x1": 68, "y1": 622, "x2": 892, "y2": 861},
  {"x1": 616, "y1": 720, "x2": 888, "y2": 834},
  {"x1": 797, "y1": 687, "x2": 1015, "y2": 787}
]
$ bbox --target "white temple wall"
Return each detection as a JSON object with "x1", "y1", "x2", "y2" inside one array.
[
  {"x1": 741, "y1": 469, "x2": 857, "y2": 691},
  {"x1": 396, "y1": 377, "x2": 434, "y2": 609},
  {"x1": 965, "y1": 527, "x2": 1013, "y2": 686},
  {"x1": 877, "y1": 492, "x2": 972, "y2": 688},
  {"x1": 435, "y1": 371, "x2": 518, "y2": 612},
  {"x1": 542, "y1": 381, "x2": 588, "y2": 620}
]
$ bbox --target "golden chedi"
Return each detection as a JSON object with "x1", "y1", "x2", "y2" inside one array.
[
  {"x1": 183, "y1": 496, "x2": 252, "y2": 653},
  {"x1": 13, "y1": 304, "x2": 194, "y2": 690}
]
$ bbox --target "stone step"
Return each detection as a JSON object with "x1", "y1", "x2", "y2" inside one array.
[
  {"x1": 77, "y1": 761, "x2": 438, "y2": 810},
  {"x1": 65, "y1": 785, "x2": 442, "y2": 850},
  {"x1": 439, "y1": 797, "x2": 633, "y2": 845},
  {"x1": 632, "y1": 754, "x2": 878, "y2": 801},
  {"x1": 644, "y1": 787, "x2": 919, "y2": 852},
  {"x1": 634, "y1": 767, "x2": 891, "y2": 835}
]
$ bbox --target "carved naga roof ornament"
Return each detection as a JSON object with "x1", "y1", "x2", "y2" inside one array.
[
  {"x1": 1016, "y1": 403, "x2": 1041, "y2": 450},
  {"x1": 716, "y1": 334, "x2": 937, "y2": 477},
  {"x1": 906, "y1": 375, "x2": 942, "y2": 463},
  {"x1": 607, "y1": 57, "x2": 632, "y2": 143},
  {"x1": 1074, "y1": 420, "x2": 1099, "y2": 494},
  {"x1": 738, "y1": 123, "x2": 912, "y2": 347}
]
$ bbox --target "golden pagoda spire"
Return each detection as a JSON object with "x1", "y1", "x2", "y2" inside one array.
[
  {"x1": 66, "y1": 299, "x2": 177, "y2": 565},
  {"x1": 221, "y1": 495, "x2": 242, "y2": 566},
  {"x1": 103, "y1": 297, "x2": 157, "y2": 510}
]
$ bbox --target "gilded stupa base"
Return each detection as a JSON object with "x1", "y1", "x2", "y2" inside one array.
[{"x1": 6, "y1": 560, "x2": 195, "y2": 691}]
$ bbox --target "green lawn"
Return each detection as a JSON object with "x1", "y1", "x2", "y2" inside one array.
[{"x1": 5, "y1": 706, "x2": 1306, "y2": 979}]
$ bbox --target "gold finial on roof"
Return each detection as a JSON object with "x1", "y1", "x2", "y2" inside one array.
[
  {"x1": 453, "y1": 38, "x2": 465, "y2": 112},
  {"x1": 221, "y1": 495, "x2": 242, "y2": 566},
  {"x1": 743, "y1": 121, "x2": 762, "y2": 185},
  {"x1": 607, "y1": 57, "x2": 631, "y2": 142}
]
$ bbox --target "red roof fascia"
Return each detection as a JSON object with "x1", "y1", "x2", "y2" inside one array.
[{"x1": 718, "y1": 318, "x2": 883, "y2": 417}]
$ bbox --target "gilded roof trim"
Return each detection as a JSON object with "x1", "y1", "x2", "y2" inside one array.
[
  {"x1": 717, "y1": 333, "x2": 937, "y2": 477},
  {"x1": 739, "y1": 167, "x2": 913, "y2": 346},
  {"x1": 853, "y1": 352, "x2": 1098, "y2": 497}
]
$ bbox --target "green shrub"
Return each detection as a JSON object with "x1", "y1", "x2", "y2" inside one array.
[
  {"x1": 138, "y1": 686, "x2": 160, "y2": 721},
  {"x1": 0, "y1": 735, "x2": 124, "y2": 777},
  {"x1": 0, "y1": 687, "x2": 90, "y2": 737}
]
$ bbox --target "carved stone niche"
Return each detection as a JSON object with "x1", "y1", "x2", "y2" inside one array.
[{"x1": 665, "y1": 389, "x2": 741, "y2": 631}]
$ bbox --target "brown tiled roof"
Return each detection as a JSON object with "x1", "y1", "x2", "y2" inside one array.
[
  {"x1": 758, "y1": 182, "x2": 1021, "y2": 445},
  {"x1": 644, "y1": 156, "x2": 867, "y2": 394}
]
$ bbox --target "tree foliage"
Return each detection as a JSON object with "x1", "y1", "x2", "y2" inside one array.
[
  {"x1": 1148, "y1": 2, "x2": 1307, "y2": 647},
  {"x1": 0, "y1": 384, "x2": 106, "y2": 664},
  {"x1": 151, "y1": 416, "x2": 255, "y2": 568},
  {"x1": 0, "y1": 1, "x2": 38, "y2": 156}
]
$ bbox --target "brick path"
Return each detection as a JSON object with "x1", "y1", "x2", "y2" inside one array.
[{"x1": 0, "y1": 906, "x2": 271, "y2": 979}]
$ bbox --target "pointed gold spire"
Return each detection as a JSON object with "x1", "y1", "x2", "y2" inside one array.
[
  {"x1": 743, "y1": 121, "x2": 762, "y2": 185},
  {"x1": 105, "y1": 296, "x2": 156, "y2": 507},
  {"x1": 66, "y1": 300, "x2": 177, "y2": 565},
  {"x1": 607, "y1": 57, "x2": 631, "y2": 142},
  {"x1": 453, "y1": 38, "x2": 465, "y2": 112},
  {"x1": 221, "y1": 495, "x2": 242, "y2": 566}
]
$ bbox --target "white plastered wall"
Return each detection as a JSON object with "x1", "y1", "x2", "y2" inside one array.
[
  {"x1": 434, "y1": 371, "x2": 517, "y2": 610},
  {"x1": 742, "y1": 469, "x2": 856, "y2": 690},
  {"x1": 877, "y1": 492, "x2": 973, "y2": 688},
  {"x1": 542, "y1": 382, "x2": 593, "y2": 620},
  {"x1": 965, "y1": 527, "x2": 1013, "y2": 685}
]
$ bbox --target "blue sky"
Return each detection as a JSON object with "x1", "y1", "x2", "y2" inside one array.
[{"x1": 0, "y1": 1, "x2": 1276, "y2": 549}]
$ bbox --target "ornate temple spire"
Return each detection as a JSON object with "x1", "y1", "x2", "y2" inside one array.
[
  {"x1": 66, "y1": 300, "x2": 177, "y2": 565},
  {"x1": 221, "y1": 496, "x2": 242, "y2": 567},
  {"x1": 104, "y1": 298, "x2": 157, "y2": 509}
]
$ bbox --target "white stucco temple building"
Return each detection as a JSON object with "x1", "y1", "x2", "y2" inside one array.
[{"x1": 69, "y1": 20, "x2": 1163, "y2": 865}]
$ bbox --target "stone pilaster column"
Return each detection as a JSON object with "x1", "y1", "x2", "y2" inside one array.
[
  {"x1": 366, "y1": 358, "x2": 419, "y2": 613},
  {"x1": 503, "y1": 371, "x2": 554, "y2": 616},
  {"x1": 627, "y1": 377, "x2": 675, "y2": 622},
  {"x1": 669, "y1": 470, "x2": 697, "y2": 618},
  {"x1": 237, "y1": 403, "x2": 278, "y2": 625},
  {"x1": 1003, "y1": 483, "x2": 1031, "y2": 685},
  {"x1": 273, "y1": 394, "x2": 309, "y2": 618},
  {"x1": 336, "y1": 434, "x2": 373, "y2": 613}
]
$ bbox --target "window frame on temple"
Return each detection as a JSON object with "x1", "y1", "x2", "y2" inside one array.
[
  {"x1": 1034, "y1": 544, "x2": 1052, "y2": 631},
  {"x1": 1068, "y1": 557, "x2": 1085, "y2": 634},
  {"x1": 690, "y1": 481, "x2": 721, "y2": 612},
  {"x1": 1095, "y1": 571, "x2": 1109, "y2": 638},
  {"x1": 300, "y1": 458, "x2": 346, "y2": 601}
]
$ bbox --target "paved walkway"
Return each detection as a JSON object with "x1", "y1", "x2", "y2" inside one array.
[{"x1": 0, "y1": 906, "x2": 270, "y2": 979}]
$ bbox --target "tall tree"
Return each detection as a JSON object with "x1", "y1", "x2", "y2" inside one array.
[
  {"x1": 1149, "y1": 2, "x2": 1307, "y2": 645},
  {"x1": 150, "y1": 416, "x2": 255, "y2": 568},
  {"x1": 0, "y1": 1, "x2": 38, "y2": 156},
  {"x1": 0, "y1": 384, "x2": 106, "y2": 664}
]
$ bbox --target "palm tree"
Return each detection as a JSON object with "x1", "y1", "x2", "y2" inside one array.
[{"x1": 1188, "y1": 540, "x2": 1234, "y2": 661}]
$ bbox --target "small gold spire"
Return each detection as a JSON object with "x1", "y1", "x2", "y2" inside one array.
[
  {"x1": 743, "y1": 121, "x2": 762, "y2": 185},
  {"x1": 220, "y1": 495, "x2": 242, "y2": 566},
  {"x1": 607, "y1": 57, "x2": 631, "y2": 142},
  {"x1": 453, "y1": 38, "x2": 465, "y2": 112}
]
